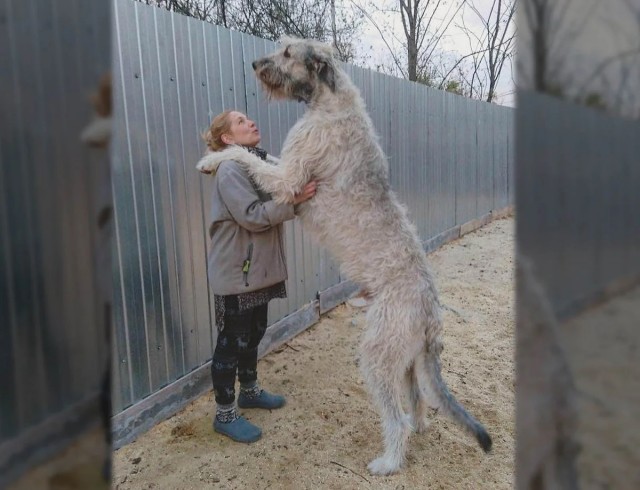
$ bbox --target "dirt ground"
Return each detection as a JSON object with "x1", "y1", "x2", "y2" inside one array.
[
  {"x1": 8, "y1": 426, "x2": 109, "y2": 490},
  {"x1": 561, "y1": 285, "x2": 640, "y2": 489},
  {"x1": 112, "y1": 217, "x2": 515, "y2": 489},
  {"x1": 12, "y1": 216, "x2": 636, "y2": 489}
]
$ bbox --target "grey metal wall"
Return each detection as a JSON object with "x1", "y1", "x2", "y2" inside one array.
[
  {"x1": 517, "y1": 91, "x2": 640, "y2": 317},
  {"x1": 112, "y1": 0, "x2": 514, "y2": 415},
  {"x1": 0, "y1": 0, "x2": 111, "y2": 483}
]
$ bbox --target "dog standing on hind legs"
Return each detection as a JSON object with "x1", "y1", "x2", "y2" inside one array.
[{"x1": 197, "y1": 37, "x2": 492, "y2": 475}]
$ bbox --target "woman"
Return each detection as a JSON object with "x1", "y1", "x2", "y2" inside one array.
[{"x1": 198, "y1": 110, "x2": 316, "y2": 443}]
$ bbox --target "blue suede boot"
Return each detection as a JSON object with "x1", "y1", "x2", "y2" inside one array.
[
  {"x1": 237, "y1": 382, "x2": 286, "y2": 409},
  {"x1": 213, "y1": 403, "x2": 262, "y2": 443},
  {"x1": 213, "y1": 416, "x2": 262, "y2": 443}
]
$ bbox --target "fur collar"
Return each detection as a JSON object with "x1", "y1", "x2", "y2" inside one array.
[{"x1": 196, "y1": 145, "x2": 280, "y2": 175}]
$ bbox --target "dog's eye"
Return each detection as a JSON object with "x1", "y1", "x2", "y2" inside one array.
[{"x1": 283, "y1": 46, "x2": 291, "y2": 58}]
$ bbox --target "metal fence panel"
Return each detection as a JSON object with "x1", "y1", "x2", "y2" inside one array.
[
  {"x1": 147, "y1": 5, "x2": 183, "y2": 385},
  {"x1": 113, "y1": 0, "x2": 153, "y2": 403},
  {"x1": 426, "y1": 88, "x2": 442, "y2": 238},
  {"x1": 442, "y1": 92, "x2": 457, "y2": 232},
  {"x1": 112, "y1": 33, "x2": 135, "y2": 412},
  {"x1": 1, "y1": 0, "x2": 110, "y2": 476},
  {"x1": 517, "y1": 91, "x2": 640, "y2": 317},
  {"x1": 154, "y1": 5, "x2": 189, "y2": 382},
  {"x1": 134, "y1": 0, "x2": 171, "y2": 393},
  {"x1": 477, "y1": 101, "x2": 493, "y2": 215}
]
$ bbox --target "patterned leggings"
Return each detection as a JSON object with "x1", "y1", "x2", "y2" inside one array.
[{"x1": 211, "y1": 302, "x2": 269, "y2": 405}]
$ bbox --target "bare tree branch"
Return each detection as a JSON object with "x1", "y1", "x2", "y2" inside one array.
[
  {"x1": 350, "y1": 0, "x2": 408, "y2": 77},
  {"x1": 458, "y1": 0, "x2": 515, "y2": 101},
  {"x1": 134, "y1": 0, "x2": 364, "y2": 62},
  {"x1": 370, "y1": 0, "x2": 465, "y2": 83}
]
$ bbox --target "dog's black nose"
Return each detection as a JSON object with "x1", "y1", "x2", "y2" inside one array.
[{"x1": 252, "y1": 60, "x2": 258, "y2": 70}]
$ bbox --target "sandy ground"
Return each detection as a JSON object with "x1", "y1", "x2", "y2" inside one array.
[
  {"x1": 8, "y1": 426, "x2": 109, "y2": 490},
  {"x1": 111, "y1": 217, "x2": 515, "y2": 489},
  {"x1": 561, "y1": 285, "x2": 640, "y2": 489},
  {"x1": 13, "y1": 216, "x2": 636, "y2": 489}
]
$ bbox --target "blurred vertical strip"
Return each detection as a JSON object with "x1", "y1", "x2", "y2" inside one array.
[
  {"x1": 0, "y1": 0, "x2": 112, "y2": 487},
  {"x1": 516, "y1": 0, "x2": 640, "y2": 488}
]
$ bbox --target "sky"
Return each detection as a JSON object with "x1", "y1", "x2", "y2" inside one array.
[{"x1": 348, "y1": 0, "x2": 516, "y2": 107}]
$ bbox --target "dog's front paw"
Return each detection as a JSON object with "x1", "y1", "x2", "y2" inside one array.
[
  {"x1": 196, "y1": 161, "x2": 214, "y2": 174},
  {"x1": 367, "y1": 456, "x2": 402, "y2": 476},
  {"x1": 196, "y1": 152, "x2": 224, "y2": 174}
]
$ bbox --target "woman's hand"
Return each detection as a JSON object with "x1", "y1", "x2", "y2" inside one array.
[{"x1": 292, "y1": 180, "x2": 317, "y2": 205}]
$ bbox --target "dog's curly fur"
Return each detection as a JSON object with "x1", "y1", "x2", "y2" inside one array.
[{"x1": 198, "y1": 37, "x2": 492, "y2": 475}]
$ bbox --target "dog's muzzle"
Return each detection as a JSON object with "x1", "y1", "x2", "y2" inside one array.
[{"x1": 252, "y1": 58, "x2": 270, "y2": 71}]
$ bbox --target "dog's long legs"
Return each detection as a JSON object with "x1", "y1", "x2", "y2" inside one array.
[
  {"x1": 359, "y1": 297, "x2": 425, "y2": 477},
  {"x1": 360, "y1": 341, "x2": 413, "y2": 476}
]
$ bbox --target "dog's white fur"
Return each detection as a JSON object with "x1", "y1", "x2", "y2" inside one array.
[{"x1": 198, "y1": 38, "x2": 491, "y2": 475}]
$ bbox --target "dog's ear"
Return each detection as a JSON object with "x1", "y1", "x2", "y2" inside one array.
[
  {"x1": 318, "y1": 61, "x2": 336, "y2": 92},
  {"x1": 304, "y1": 47, "x2": 336, "y2": 92}
]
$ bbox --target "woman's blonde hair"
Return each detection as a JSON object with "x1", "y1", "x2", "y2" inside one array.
[{"x1": 202, "y1": 109, "x2": 234, "y2": 151}]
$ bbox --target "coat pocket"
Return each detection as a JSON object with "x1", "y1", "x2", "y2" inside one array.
[{"x1": 242, "y1": 242, "x2": 254, "y2": 287}]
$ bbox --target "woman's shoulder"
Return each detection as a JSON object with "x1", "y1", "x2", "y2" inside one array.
[
  {"x1": 217, "y1": 159, "x2": 247, "y2": 175},
  {"x1": 215, "y1": 159, "x2": 252, "y2": 185}
]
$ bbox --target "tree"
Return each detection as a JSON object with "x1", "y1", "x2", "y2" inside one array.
[
  {"x1": 519, "y1": 0, "x2": 640, "y2": 118},
  {"x1": 444, "y1": 79, "x2": 465, "y2": 96},
  {"x1": 455, "y1": 0, "x2": 515, "y2": 102},
  {"x1": 136, "y1": 0, "x2": 223, "y2": 23},
  {"x1": 399, "y1": 0, "x2": 465, "y2": 83},
  {"x1": 573, "y1": 0, "x2": 640, "y2": 118},
  {"x1": 353, "y1": 0, "x2": 464, "y2": 83},
  {"x1": 518, "y1": 0, "x2": 596, "y2": 94},
  {"x1": 134, "y1": 0, "x2": 364, "y2": 62},
  {"x1": 228, "y1": 0, "x2": 363, "y2": 62},
  {"x1": 582, "y1": 92, "x2": 607, "y2": 111}
]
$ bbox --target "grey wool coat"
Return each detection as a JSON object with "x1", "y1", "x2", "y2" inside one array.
[{"x1": 197, "y1": 146, "x2": 296, "y2": 296}]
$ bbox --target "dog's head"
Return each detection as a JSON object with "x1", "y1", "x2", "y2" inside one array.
[{"x1": 252, "y1": 37, "x2": 338, "y2": 103}]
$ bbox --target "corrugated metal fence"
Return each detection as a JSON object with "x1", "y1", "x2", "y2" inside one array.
[
  {"x1": 111, "y1": 0, "x2": 514, "y2": 425},
  {"x1": 517, "y1": 92, "x2": 640, "y2": 318},
  {"x1": 0, "y1": 0, "x2": 111, "y2": 484}
]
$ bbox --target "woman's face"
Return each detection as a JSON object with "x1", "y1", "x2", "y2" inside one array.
[{"x1": 222, "y1": 111, "x2": 261, "y2": 147}]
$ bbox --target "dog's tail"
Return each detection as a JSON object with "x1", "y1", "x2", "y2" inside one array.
[{"x1": 425, "y1": 349, "x2": 493, "y2": 453}]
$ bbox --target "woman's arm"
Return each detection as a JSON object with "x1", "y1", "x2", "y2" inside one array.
[{"x1": 217, "y1": 162, "x2": 295, "y2": 232}]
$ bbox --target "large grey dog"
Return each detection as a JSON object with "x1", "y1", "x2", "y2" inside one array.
[{"x1": 198, "y1": 37, "x2": 492, "y2": 475}]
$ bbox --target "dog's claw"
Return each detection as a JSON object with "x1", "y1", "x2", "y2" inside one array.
[{"x1": 367, "y1": 456, "x2": 402, "y2": 476}]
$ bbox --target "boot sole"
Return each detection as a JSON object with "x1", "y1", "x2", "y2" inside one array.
[{"x1": 213, "y1": 424, "x2": 262, "y2": 443}]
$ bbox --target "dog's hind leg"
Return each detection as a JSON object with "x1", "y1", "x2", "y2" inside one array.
[
  {"x1": 360, "y1": 349, "x2": 412, "y2": 475},
  {"x1": 360, "y1": 305, "x2": 423, "y2": 475}
]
